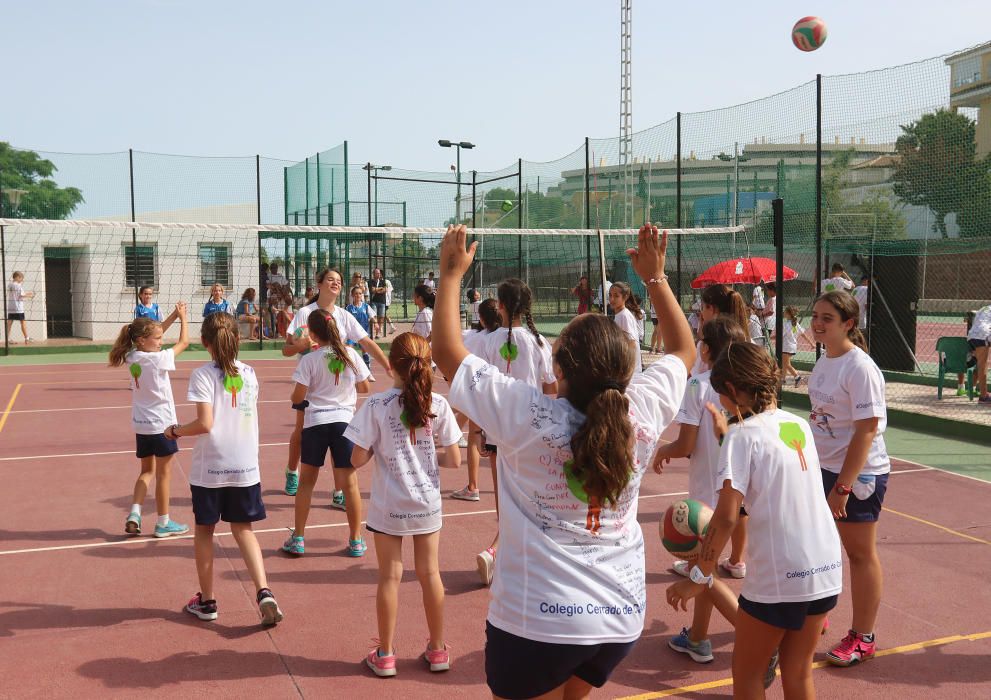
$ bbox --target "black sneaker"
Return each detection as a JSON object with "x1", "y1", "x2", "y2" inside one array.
[
  {"x1": 185, "y1": 592, "x2": 218, "y2": 621},
  {"x1": 764, "y1": 650, "x2": 780, "y2": 689},
  {"x1": 257, "y1": 588, "x2": 284, "y2": 627}
]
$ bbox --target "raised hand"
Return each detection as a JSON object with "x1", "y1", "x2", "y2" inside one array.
[
  {"x1": 625, "y1": 223, "x2": 668, "y2": 283},
  {"x1": 439, "y1": 224, "x2": 477, "y2": 280}
]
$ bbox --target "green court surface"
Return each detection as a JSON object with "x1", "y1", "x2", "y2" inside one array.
[{"x1": 883, "y1": 425, "x2": 991, "y2": 483}]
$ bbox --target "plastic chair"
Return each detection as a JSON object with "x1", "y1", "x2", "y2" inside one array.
[{"x1": 935, "y1": 336, "x2": 975, "y2": 400}]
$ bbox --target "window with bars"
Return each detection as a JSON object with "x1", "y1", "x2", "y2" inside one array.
[
  {"x1": 123, "y1": 244, "x2": 156, "y2": 288},
  {"x1": 199, "y1": 243, "x2": 232, "y2": 287}
]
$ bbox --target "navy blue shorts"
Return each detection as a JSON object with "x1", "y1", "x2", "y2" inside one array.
[
  {"x1": 485, "y1": 621, "x2": 636, "y2": 699},
  {"x1": 300, "y1": 422, "x2": 354, "y2": 469},
  {"x1": 821, "y1": 469, "x2": 888, "y2": 523},
  {"x1": 190, "y1": 483, "x2": 266, "y2": 525},
  {"x1": 135, "y1": 433, "x2": 179, "y2": 458},
  {"x1": 968, "y1": 338, "x2": 988, "y2": 349},
  {"x1": 739, "y1": 594, "x2": 838, "y2": 631}
]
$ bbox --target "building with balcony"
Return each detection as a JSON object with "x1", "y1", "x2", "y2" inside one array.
[{"x1": 947, "y1": 41, "x2": 991, "y2": 157}]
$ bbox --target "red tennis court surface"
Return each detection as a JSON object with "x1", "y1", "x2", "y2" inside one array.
[{"x1": 1, "y1": 359, "x2": 989, "y2": 699}]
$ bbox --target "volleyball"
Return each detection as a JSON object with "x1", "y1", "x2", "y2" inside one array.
[
  {"x1": 791, "y1": 16, "x2": 827, "y2": 52},
  {"x1": 661, "y1": 499, "x2": 713, "y2": 559},
  {"x1": 501, "y1": 199, "x2": 514, "y2": 212}
]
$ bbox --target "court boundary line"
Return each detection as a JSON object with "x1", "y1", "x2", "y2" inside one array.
[
  {"x1": 0, "y1": 491, "x2": 690, "y2": 556},
  {"x1": 0, "y1": 383, "x2": 21, "y2": 433},
  {"x1": 615, "y1": 630, "x2": 991, "y2": 699},
  {"x1": 882, "y1": 506, "x2": 991, "y2": 545}
]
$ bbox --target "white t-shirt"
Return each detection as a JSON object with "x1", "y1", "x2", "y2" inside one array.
[
  {"x1": 748, "y1": 314, "x2": 765, "y2": 345},
  {"x1": 716, "y1": 409, "x2": 842, "y2": 603},
  {"x1": 463, "y1": 328, "x2": 493, "y2": 356},
  {"x1": 292, "y1": 346, "x2": 371, "y2": 429},
  {"x1": 269, "y1": 272, "x2": 288, "y2": 288},
  {"x1": 821, "y1": 276, "x2": 854, "y2": 294},
  {"x1": 126, "y1": 349, "x2": 177, "y2": 435},
  {"x1": 762, "y1": 296, "x2": 777, "y2": 332},
  {"x1": 7, "y1": 281, "x2": 26, "y2": 314},
  {"x1": 480, "y1": 326, "x2": 556, "y2": 388},
  {"x1": 595, "y1": 280, "x2": 612, "y2": 306},
  {"x1": 781, "y1": 321, "x2": 805, "y2": 355},
  {"x1": 186, "y1": 360, "x2": 260, "y2": 488},
  {"x1": 471, "y1": 300, "x2": 481, "y2": 323},
  {"x1": 448, "y1": 353, "x2": 686, "y2": 644},
  {"x1": 412, "y1": 307, "x2": 433, "y2": 338},
  {"x1": 967, "y1": 305, "x2": 991, "y2": 342},
  {"x1": 423, "y1": 278, "x2": 436, "y2": 290},
  {"x1": 384, "y1": 279, "x2": 394, "y2": 306},
  {"x1": 286, "y1": 302, "x2": 368, "y2": 358},
  {"x1": 853, "y1": 285, "x2": 869, "y2": 329},
  {"x1": 344, "y1": 388, "x2": 461, "y2": 535},
  {"x1": 689, "y1": 340, "x2": 706, "y2": 378},
  {"x1": 808, "y1": 346, "x2": 890, "y2": 476},
  {"x1": 613, "y1": 308, "x2": 643, "y2": 373},
  {"x1": 675, "y1": 370, "x2": 722, "y2": 508},
  {"x1": 752, "y1": 286, "x2": 765, "y2": 310}
]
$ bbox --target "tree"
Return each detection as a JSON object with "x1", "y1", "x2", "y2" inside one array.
[
  {"x1": 0, "y1": 142, "x2": 84, "y2": 218},
  {"x1": 892, "y1": 109, "x2": 991, "y2": 238}
]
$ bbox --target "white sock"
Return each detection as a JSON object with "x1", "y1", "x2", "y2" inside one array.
[
  {"x1": 286, "y1": 468, "x2": 298, "y2": 475},
  {"x1": 130, "y1": 504, "x2": 141, "y2": 517},
  {"x1": 157, "y1": 514, "x2": 170, "y2": 527}
]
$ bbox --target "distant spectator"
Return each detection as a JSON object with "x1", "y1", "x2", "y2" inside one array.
[
  {"x1": 203, "y1": 284, "x2": 232, "y2": 318},
  {"x1": 6, "y1": 270, "x2": 36, "y2": 343},
  {"x1": 134, "y1": 285, "x2": 164, "y2": 322},
  {"x1": 236, "y1": 288, "x2": 261, "y2": 340}
]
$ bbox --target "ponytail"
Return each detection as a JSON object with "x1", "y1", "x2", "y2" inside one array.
[
  {"x1": 307, "y1": 309, "x2": 358, "y2": 374},
  {"x1": 201, "y1": 312, "x2": 241, "y2": 376},
  {"x1": 701, "y1": 284, "x2": 748, "y2": 332},
  {"x1": 817, "y1": 290, "x2": 868, "y2": 351},
  {"x1": 478, "y1": 298, "x2": 501, "y2": 331},
  {"x1": 389, "y1": 332, "x2": 435, "y2": 430},
  {"x1": 555, "y1": 314, "x2": 636, "y2": 508},
  {"x1": 414, "y1": 283, "x2": 435, "y2": 309},
  {"x1": 109, "y1": 317, "x2": 158, "y2": 366},
  {"x1": 498, "y1": 278, "x2": 542, "y2": 348}
]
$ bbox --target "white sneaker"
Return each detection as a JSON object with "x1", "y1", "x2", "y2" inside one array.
[
  {"x1": 671, "y1": 560, "x2": 691, "y2": 577},
  {"x1": 458, "y1": 434, "x2": 469, "y2": 448},
  {"x1": 476, "y1": 547, "x2": 496, "y2": 586},
  {"x1": 368, "y1": 375, "x2": 378, "y2": 383}
]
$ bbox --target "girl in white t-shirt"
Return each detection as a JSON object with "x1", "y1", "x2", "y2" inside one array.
[
  {"x1": 475, "y1": 278, "x2": 558, "y2": 585},
  {"x1": 346, "y1": 332, "x2": 462, "y2": 677},
  {"x1": 609, "y1": 282, "x2": 644, "y2": 373},
  {"x1": 693, "y1": 285, "x2": 749, "y2": 376},
  {"x1": 668, "y1": 342, "x2": 842, "y2": 697},
  {"x1": 779, "y1": 305, "x2": 812, "y2": 386},
  {"x1": 164, "y1": 313, "x2": 283, "y2": 628},
  {"x1": 412, "y1": 284, "x2": 435, "y2": 340},
  {"x1": 434, "y1": 223, "x2": 696, "y2": 700},
  {"x1": 821, "y1": 263, "x2": 855, "y2": 294},
  {"x1": 108, "y1": 301, "x2": 189, "y2": 538},
  {"x1": 651, "y1": 316, "x2": 748, "y2": 664},
  {"x1": 809, "y1": 290, "x2": 889, "y2": 668},
  {"x1": 283, "y1": 309, "x2": 371, "y2": 558},
  {"x1": 967, "y1": 304, "x2": 991, "y2": 402},
  {"x1": 5, "y1": 270, "x2": 36, "y2": 343}
]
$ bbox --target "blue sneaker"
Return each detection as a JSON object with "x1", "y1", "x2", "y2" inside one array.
[
  {"x1": 154, "y1": 519, "x2": 190, "y2": 538},
  {"x1": 331, "y1": 490, "x2": 346, "y2": 510},
  {"x1": 348, "y1": 538, "x2": 367, "y2": 557},
  {"x1": 668, "y1": 627, "x2": 714, "y2": 663},
  {"x1": 285, "y1": 470, "x2": 299, "y2": 496},
  {"x1": 124, "y1": 513, "x2": 141, "y2": 535},
  {"x1": 281, "y1": 533, "x2": 305, "y2": 556}
]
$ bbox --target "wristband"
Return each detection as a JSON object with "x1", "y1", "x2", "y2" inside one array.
[
  {"x1": 291, "y1": 400, "x2": 310, "y2": 411},
  {"x1": 646, "y1": 275, "x2": 669, "y2": 286},
  {"x1": 834, "y1": 483, "x2": 853, "y2": 496},
  {"x1": 168, "y1": 424, "x2": 181, "y2": 439},
  {"x1": 688, "y1": 565, "x2": 715, "y2": 588}
]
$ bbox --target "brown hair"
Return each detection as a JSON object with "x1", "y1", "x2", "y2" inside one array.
[
  {"x1": 554, "y1": 314, "x2": 636, "y2": 509},
  {"x1": 816, "y1": 290, "x2": 867, "y2": 351},
  {"x1": 710, "y1": 341, "x2": 779, "y2": 415},
  {"x1": 700, "y1": 316, "x2": 748, "y2": 366},
  {"x1": 498, "y1": 279, "x2": 543, "y2": 367},
  {"x1": 307, "y1": 309, "x2": 358, "y2": 374},
  {"x1": 390, "y1": 332, "x2": 435, "y2": 429},
  {"x1": 611, "y1": 281, "x2": 644, "y2": 320},
  {"x1": 784, "y1": 304, "x2": 801, "y2": 326},
  {"x1": 478, "y1": 298, "x2": 501, "y2": 331},
  {"x1": 307, "y1": 267, "x2": 343, "y2": 305},
  {"x1": 108, "y1": 317, "x2": 160, "y2": 366},
  {"x1": 700, "y1": 284, "x2": 748, "y2": 331},
  {"x1": 414, "y1": 283, "x2": 436, "y2": 309},
  {"x1": 201, "y1": 312, "x2": 240, "y2": 376}
]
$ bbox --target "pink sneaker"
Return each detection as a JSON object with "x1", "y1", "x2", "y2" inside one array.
[
  {"x1": 826, "y1": 630, "x2": 876, "y2": 667},
  {"x1": 423, "y1": 643, "x2": 451, "y2": 672},
  {"x1": 719, "y1": 557, "x2": 747, "y2": 579},
  {"x1": 366, "y1": 644, "x2": 397, "y2": 677}
]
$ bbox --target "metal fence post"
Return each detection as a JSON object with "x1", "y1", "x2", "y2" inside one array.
[
  {"x1": 815, "y1": 73, "x2": 823, "y2": 360},
  {"x1": 129, "y1": 148, "x2": 139, "y2": 309},
  {"x1": 343, "y1": 141, "x2": 350, "y2": 225},
  {"x1": 676, "y1": 112, "x2": 683, "y2": 307},
  {"x1": 774, "y1": 197, "x2": 784, "y2": 400},
  {"x1": 256, "y1": 155, "x2": 264, "y2": 350},
  {"x1": 1, "y1": 223, "x2": 8, "y2": 356},
  {"x1": 517, "y1": 158, "x2": 523, "y2": 279},
  {"x1": 315, "y1": 152, "x2": 321, "y2": 226}
]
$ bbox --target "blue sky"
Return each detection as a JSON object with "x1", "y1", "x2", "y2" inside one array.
[{"x1": 3, "y1": 0, "x2": 990, "y2": 173}]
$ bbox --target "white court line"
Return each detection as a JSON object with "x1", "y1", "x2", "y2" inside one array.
[
  {"x1": 890, "y1": 467, "x2": 934, "y2": 475},
  {"x1": 0, "y1": 441, "x2": 292, "y2": 462},
  {"x1": 0, "y1": 491, "x2": 691, "y2": 556},
  {"x1": 890, "y1": 456, "x2": 991, "y2": 485}
]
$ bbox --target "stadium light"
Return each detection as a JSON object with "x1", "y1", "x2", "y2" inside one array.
[
  {"x1": 438, "y1": 140, "x2": 475, "y2": 223},
  {"x1": 362, "y1": 164, "x2": 392, "y2": 226}
]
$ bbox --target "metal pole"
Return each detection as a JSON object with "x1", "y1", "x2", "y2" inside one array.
[
  {"x1": 343, "y1": 141, "x2": 350, "y2": 225},
  {"x1": 402, "y1": 228, "x2": 408, "y2": 320},
  {"x1": 1, "y1": 224, "x2": 8, "y2": 355},
  {"x1": 315, "y1": 152, "x2": 321, "y2": 226},
  {"x1": 256, "y1": 155, "x2": 264, "y2": 349},
  {"x1": 304, "y1": 157, "x2": 310, "y2": 225},
  {"x1": 676, "y1": 112, "x2": 682, "y2": 308},
  {"x1": 283, "y1": 166, "x2": 289, "y2": 225},
  {"x1": 471, "y1": 170, "x2": 478, "y2": 289},
  {"x1": 773, "y1": 198, "x2": 784, "y2": 401},
  {"x1": 585, "y1": 137, "x2": 592, "y2": 280},
  {"x1": 129, "y1": 148, "x2": 139, "y2": 306},
  {"x1": 366, "y1": 163, "x2": 372, "y2": 227},
  {"x1": 815, "y1": 73, "x2": 823, "y2": 360},
  {"x1": 517, "y1": 158, "x2": 523, "y2": 279},
  {"x1": 456, "y1": 146, "x2": 462, "y2": 223},
  {"x1": 374, "y1": 171, "x2": 379, "y2": 227}
]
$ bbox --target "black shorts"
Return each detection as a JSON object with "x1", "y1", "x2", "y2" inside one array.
[
  {"x1": 968, "y1": 338, "x2": 989, "y2": 349},
  {"x1": 8, "y1": 312, "x2": 25, "y2": 321},
  {"x1": 135, "y1": 433, "x2": 179, "y2": 458},
  {"x1": 485, "y1": 622, "x2": 636, "y2": 699},
  {"x1": 300, "y1": 422, "x2": 354, "y2": 469},
  {"x1": 821, "y1": 469, "x2": 888, "y2": 523},
  {"x1": 190, "y1": 483, "x2": 266, "y2": 525},
  {"x1": 738, "y1": 594, "x2": 838, "y2": 631},
  {"x1": 651, "y1": 318, "x2": 658, "y2": 326}
]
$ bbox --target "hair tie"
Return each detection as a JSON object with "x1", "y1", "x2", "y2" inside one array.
[{"x1": 600, "y1": 380, "x2": 624, "y2": 392}]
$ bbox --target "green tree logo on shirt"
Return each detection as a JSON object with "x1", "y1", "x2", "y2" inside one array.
[
  {"x1": 399, "y1": 410, "x2": 420, "y2": 445},
  {"x1": 499, "y1": 341, "x2": 519, "y2": 373},
  {"x1": 327, "y1": 354, "x2": 346, "y2": 385},
  {"x1": 224, "y1": 374, "x2": 244, "y2": 408},
  {"x1": 129, "y1": 363, "x2": 142, "y2": 390},
  {"x1": 779, "y1": 422, "x2": 809, "y2": 471},
  {"x1": 564, "y1": 459, "x2": 602, "y2": 534}
]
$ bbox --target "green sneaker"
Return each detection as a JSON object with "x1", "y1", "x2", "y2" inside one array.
[
  {"x1": 956, "y1": 387, "x2": 968, "y2": 397},
  {"x1": 124, "y1": 513, "x2": 141, "y2": 535},
  {"x1": 281, "y1": 532, "x2": 305, "y2": 556},
  {"x1": 154, "y1": 519, "x2": 190, "y2": 538},
  {"x1": 285, "y1": 470, "x2": 299, "y2": 496},
  {"x1": 348, "y1": 538, "x2": 367, "y2": 557},
  {"x1": 331, "y1": 490, "x2": 346, "y2": 510}
]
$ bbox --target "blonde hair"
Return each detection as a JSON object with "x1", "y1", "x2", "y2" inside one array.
[
  {"x1": 201, "y1": 312, "x2": 240, "y2": 376},
  {"x1": 108, "y1": 318, "x2": 159, "y2": 366}
]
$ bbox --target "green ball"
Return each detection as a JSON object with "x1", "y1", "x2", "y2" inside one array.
[{"x1": 501, "y1": 199, "x2": 514, "y2": 213}]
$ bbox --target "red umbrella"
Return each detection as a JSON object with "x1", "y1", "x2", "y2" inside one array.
[{"x1": 691, "y1": 257, "x2": 797, "y2": 289}]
